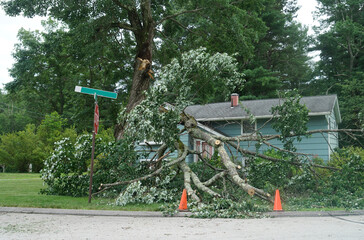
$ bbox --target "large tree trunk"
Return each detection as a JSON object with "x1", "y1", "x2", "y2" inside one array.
[
  {"x1": 114, "y1": 1, "x2": 155, "y2": 140},
  {"x1": 114, "y1": 53, "x2": 152, "y2": 140}
]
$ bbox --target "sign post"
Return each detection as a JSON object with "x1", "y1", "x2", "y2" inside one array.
[{"x1": 75, "y1": 86, "x2": 117, "y2": 203}]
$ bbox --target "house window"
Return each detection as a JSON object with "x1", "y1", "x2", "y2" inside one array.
[
  {"x1": 195, "y1": 140, "x2": 214, "y2": 162},
  {"x1": 241, "y1": 120, "x2": 256, "y2": 134}
]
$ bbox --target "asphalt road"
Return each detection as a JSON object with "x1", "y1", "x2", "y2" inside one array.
[{"x1": 0, "y1": 208, "x2": 363, "y2": 240}]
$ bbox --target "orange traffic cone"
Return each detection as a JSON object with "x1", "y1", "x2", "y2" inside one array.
[
  {"x1": 273, "y1": 189, "x2": 283, "y2": 211},
  {"x1": 178, "y1": 189, "x2": 188, "y2": 211}
]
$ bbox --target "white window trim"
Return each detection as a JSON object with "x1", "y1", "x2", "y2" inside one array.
[
  {"x1": 328, "y1": 116, "x2": 331, "y2": 161},
  {"x1": 139, "y1": 140, "x2": 163, "y2": 146},
  {"x1": 194, "y1": 139, "x2": 214, "y2": 162},
  {"x1": 241, "y1": 120, "x2": 257, "y2": 135}
]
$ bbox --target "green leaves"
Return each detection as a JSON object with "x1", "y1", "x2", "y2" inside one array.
[
  {"x1": 0, "y1": 112, "x2": 76, "y2": 173},
  {"x1": 37, "y1": 112, "x2": 68, "y2": 147},
  {"x1": 6, "y1": 20, "x2": 123, "y2": 131},
  {"x1": 0, "y1": 124, "x2": 46, "y2": 172},
  {"x1": 115, "y1": 171, "x2": 178, "y2": 206},
  {"x1": 240, "y1": 0, "x2": 311, "y2": 99},
  {"x1": 271, "y1": 90, "x2": 309, "y2": 151},
  {"x1": 40, "y1": 130, "x2": 115, "y2": 196},
  {"x1": 160, "y1": 47, "x2": 245, "y2": 104},
  {"x1": 125, "y1": 48, "x2": 244, "y2": 147},
  {"x1": 312, "y1": 0, "x2": 364, "y2": 146}
]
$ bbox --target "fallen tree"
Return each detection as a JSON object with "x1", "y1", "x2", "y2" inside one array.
[
  {"x1": 97, "y1": 108, "x2": 363, "y2": 203},
  {"x1": 95, "y1": 49, "x2": 364, "y2": 204}
]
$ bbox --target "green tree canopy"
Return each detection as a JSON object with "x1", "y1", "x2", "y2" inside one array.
[
  {"x1": 1, "y1": 0, "x2": 271, "y2": 138},
  {"x1": 311, "y1": 0, "x2": 364, "y2": 146},
  {"x1": 242, "y1": 0, "x2": 312, "y2": 99},
  {"x1": 6, "y1": 19, "x2": 122, "y2": 131}
]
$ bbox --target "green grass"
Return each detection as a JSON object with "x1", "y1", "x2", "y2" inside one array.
[
  {"x1": 0, "y1": 173, "x2": 161, "y2": 211},
  {"x1": 282, "y1": 194, "x2": 349, "y2": 211},
  {"x1": 1, "y1": 173, "x2": 357, "y2": 212}
]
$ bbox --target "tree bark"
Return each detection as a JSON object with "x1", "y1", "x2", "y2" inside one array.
[
  {"x1": 182, "y1": 114, "x2": 272, "y2": 202},
  {"x1": 114, "y1": 1, "x2": 155, "y2": 140},
  {"x1": 179, "y1": 161, "x2": 221, "y2": 198}
]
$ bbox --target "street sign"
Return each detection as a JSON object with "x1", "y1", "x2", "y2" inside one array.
[
  {"x1": 94, "y1": 103, "x2": 99, "y2": 134},
  {"x1": 75, "y1": 85, "x2": 118, "y2": 203},
  {"x1": 75, "y1": 86, "x2": 117, "y2": 99}
]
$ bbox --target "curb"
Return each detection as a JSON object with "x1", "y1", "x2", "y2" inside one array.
[
  {"x1": 1, "y1": 207, "x2": 363, "y2": 218},
  {"x1": 265, "y1": 210, "x2": 364, "y2": 218},
  {"x1": 0, "y1": 207, "x2": 192, "y2": 218}
]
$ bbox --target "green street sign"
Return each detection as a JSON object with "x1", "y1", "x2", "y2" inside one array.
[
  {"x1": 75, "y1": 85, "x2": 118, "y2": 204},
  {"x1": 75, "y1": 86, "x2": 117, "y2": 99}
]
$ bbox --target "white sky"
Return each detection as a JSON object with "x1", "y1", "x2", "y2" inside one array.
[
  {"x1": 296, "y1": 0, "x2": 318, "y2": 34},
  {"x1": 0, "y1": 8, "x2": 45, "y2": 88},
  {"x1": 0, "y1": 0, "x2": 319, "y2": 88}
]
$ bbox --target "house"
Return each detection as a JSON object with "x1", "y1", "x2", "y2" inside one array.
[{"x1": 138, "y1": 94, "x2": 341, "y2": 162}]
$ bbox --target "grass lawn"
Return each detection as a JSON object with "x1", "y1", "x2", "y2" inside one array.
[
  {"x1": 0, "y1": 173, "x2": 161, "y2": 211},
  {"x1": 1, "y1": 173, "x2": 354, "y2": 212}
]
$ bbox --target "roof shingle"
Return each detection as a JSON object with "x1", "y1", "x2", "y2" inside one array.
[{"x1": 185, "y1": 95, "x2": 338, "y2": 121}]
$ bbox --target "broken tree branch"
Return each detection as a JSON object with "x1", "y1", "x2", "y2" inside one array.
[
  {"x1": 203, "y1": 171, "x2": 228, "y2": 187},
  {"x1": 184, "y1": 119, "x2": 272, "y2": 202},
  {"x1": 94, "y1": 143, "x2": 188, "y2": 196},
  {"x1": 214, "y1": 128, "x2": 364, "y2": 143},
  {"x1": 227, "y1": 141, "x2": 339, "y2": 171}
]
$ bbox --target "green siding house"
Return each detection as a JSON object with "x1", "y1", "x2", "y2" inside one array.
[{"x1": 138, "y1": 94, "x2": 341, "y2": 163}]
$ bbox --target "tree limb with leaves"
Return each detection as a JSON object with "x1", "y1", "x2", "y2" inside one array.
[{"x1": 95, "y1": 49, "x2": 363, "y2": 203}]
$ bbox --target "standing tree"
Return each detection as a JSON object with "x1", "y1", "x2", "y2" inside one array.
[
  {"x1": 2, "y1": 0, "x2": 268, "y2": 138},
  {"x1": 6, "y1": 19, "x2": 125, "y2": 131},
  {"x1": 0, "y1": 90, "x2": 33, "y2": 134},
  {"x1": 311, "y1": 0, "x2": 364, "y2": 145},
  {"x1": 242, "y1": 0, "x2": 312, "y2": 99}
]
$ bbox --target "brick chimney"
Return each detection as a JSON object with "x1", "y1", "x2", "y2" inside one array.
[{"x1": 231, "y1": 93, "x2": 239, "y2": 107}]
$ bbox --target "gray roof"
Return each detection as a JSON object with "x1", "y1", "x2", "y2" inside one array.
[{"x1": 185, "y1": 95, "x2": 341, "y2": 122}]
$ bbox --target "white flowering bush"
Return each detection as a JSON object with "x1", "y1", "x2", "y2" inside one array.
[
  {"x1": 115, "y1": 169, "x2": 179, "y2": 206},
  {"x1": 40, "y1": 129, "x2": 154, "y2": 197},
  {"x1": 40, "y1": 132, "x2": 114, "y2": 196}
]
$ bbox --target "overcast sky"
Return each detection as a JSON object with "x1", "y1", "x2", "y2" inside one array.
[{"x1": 0, "y1": 0, "x2": 319, "y2": 88}]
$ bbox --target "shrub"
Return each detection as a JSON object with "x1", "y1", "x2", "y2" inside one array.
[
  {"x1": 325, "y1": 147, "x2": 364, "y2": 197},
  {"x1": 92, "y1": 136, "x2": 145, "y2": 191},
  {"x1": 40, "y1": 130, "x2": 114, "y2": 196},
  {"x1": 37, "y1": 112, "x2": 68, "y2": 149},
  {"x1": 247, "y1": 150, "x2": 298, "y2": 193},
  {"x1": 286, "y1": 147, "x2": 364, "y2": 210},
  {"x1": 40, "y1": 130, "x2": 155, "y2": 197},
  {"x1": 0, "y1": 112, "x2": 77, "y2": 173}
]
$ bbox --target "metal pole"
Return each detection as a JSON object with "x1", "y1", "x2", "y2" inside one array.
[
  {"x1": 88, "y1": 131, "x2": 96, "y2": 203},
  {"x1": 88, "y1": 94, "x2": 97, "y2": 203}
]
